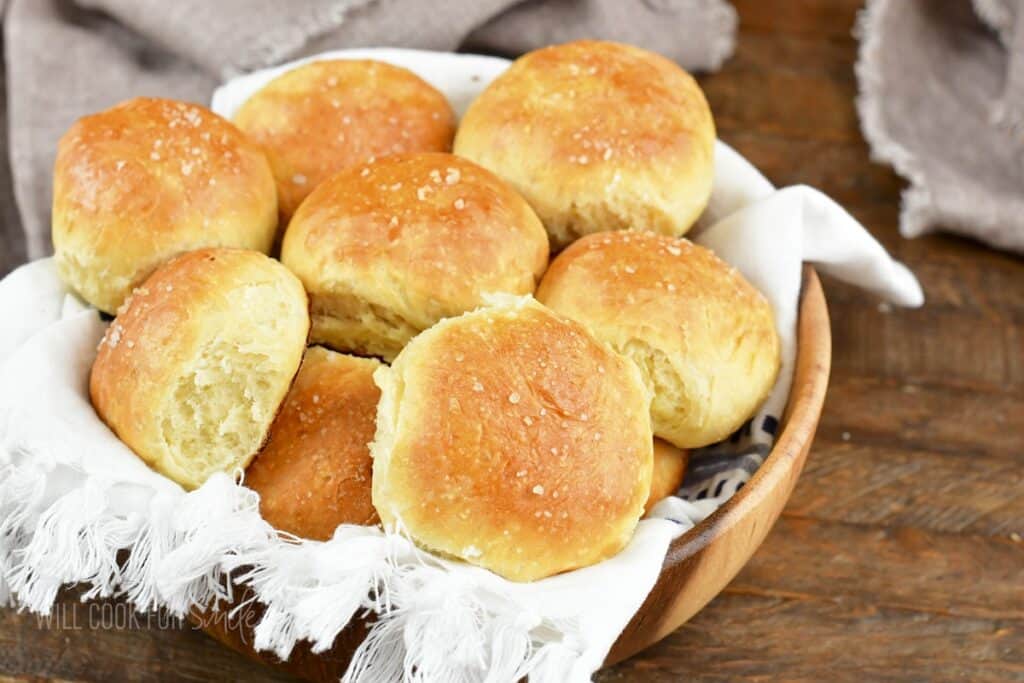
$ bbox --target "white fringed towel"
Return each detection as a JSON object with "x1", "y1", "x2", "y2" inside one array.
[{"x1": 0, "y1": 49, "x2": 923, "y2": 683}]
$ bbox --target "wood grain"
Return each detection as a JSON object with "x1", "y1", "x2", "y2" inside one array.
[
  {"x1": 728, "y1": 516, "x2": 1024, "y2": 619},
  {"x1": 793, "y1": 442, "x2": 1024, "y2": 536},
  {"x1": 600, "y1": 595, "x2": 1024, "y2": 683},
  {"x1": 3, "y1": 0, "x2": 1023, "y2": 680},
  {"x1": 825, "y1": 376, "x2": 1022, "y2": 452}
]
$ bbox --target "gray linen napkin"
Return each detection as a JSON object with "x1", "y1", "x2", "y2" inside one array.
[
  {"x1": 856, "y1": 0, "x2": 1024, "y2": 254},
  {"x1": 0, "y1": 0, "x2": 737, "y2": 277}
]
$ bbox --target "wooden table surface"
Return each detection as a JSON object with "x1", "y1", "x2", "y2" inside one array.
[{"x1": 3, "y1": 1, "x2": 1023, "y2": 681}]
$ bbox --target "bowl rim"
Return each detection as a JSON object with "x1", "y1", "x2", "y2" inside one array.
[{"x1": 606, "y1": 265, "x2": 831, "y2": 663}]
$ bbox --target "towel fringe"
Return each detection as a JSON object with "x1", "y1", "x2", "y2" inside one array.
[{"x1": 0, "y1": 453, "x2": 588, "y2": 681}]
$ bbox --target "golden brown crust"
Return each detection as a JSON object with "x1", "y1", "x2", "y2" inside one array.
[
  {"x1": 233, "y1": 60, "x2": 456, "y2": 222},
  {"x1": 536, "y1": 231, "x2": 780, "y2": 449},
  {"x1": 90, "y1": 248, "x2": 309, "y2": 490},
  {"x1": 644, "y1": 439, "x2": 689, "y2": 515},
  {"x1": 281, "y1": 152, "x2": 550, "y2": 361},
  {"x1": 245, "y1": 347, "x2": 381, "y2": 540},
  {"x1": 371, "y1": 297, "x2": 653, "y2": 582},
  {"x1": 454, "y1": 40, "x2": 715, "y2": 248},
  {"x1": 52, "y1": 97, "x2": 278, "y2": 314}
]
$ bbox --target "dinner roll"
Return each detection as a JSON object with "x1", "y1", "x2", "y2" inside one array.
[
  {"x1": 245, "y1": 347, "x2": 381, "y2": 540},
  {"x1": 371, "y1": 296, "x2": 653, "y2": 582},
  {"x1": 233, "y1": 60, "x2": 456, "y2": 223},
  {"x1": 454, "y1": 40, "x2": 715, "y2": 248},
  {"x1": 644, "y1": 439, "x2": 690, "y2": 516},
  {"x1": 53, "y1": 97, "x2": 278, "y2": 314},
  {"x1": 281, "y1": 153, "x2": 549, "y2": 361},
  {"x1": 537, "y1": 231, "x2": 780, "y2": 449},
  {"x1": 90, "y1": 249, "x2": 309, "y2": 490}
]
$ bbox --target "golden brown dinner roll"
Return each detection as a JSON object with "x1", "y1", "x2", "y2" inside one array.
[
  {"x1": 233, "y1": 60, "x2": 456, "y2": 223},
  {"x1": 281, "y1": 152, "x2": 549, "y2": 361},
  {"x1": 644, "y1": 439, "x2": 690, "y2": 516},
  {"x1": 52, "y1": 97, "x2": 278, "y2": 314},
  {"x1": 90, "y1": 248, "x2": 309, "y2": 490},
  {"x1": 454, "y1": 40, "x2": 715, "y2": 249},
  {"x1": 371, "y1": 296, "x2": 653, "y2": 582},
  {"x1": 537, "y1": 231, "x2": 780, "y2": 449},
  {"x1": 245, "y1": 347, "x2": 381, "y2": 540}
]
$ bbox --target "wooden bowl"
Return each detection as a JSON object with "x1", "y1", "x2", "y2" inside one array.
[{"x1": 197, "y1": 266, "x2": 831, "y2": 680}]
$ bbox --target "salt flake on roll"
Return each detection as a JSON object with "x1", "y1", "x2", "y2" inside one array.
[
  {"x1": 454, "y1": 40, "x2": 715, "y2": 248},
  {"x1": 232, "y1": 60, "x2": 456, "y2": 224},
  {"x1": 245, "y1": 347, "x2": 382, "y2": 540},
  {"x1": 370, "y1": 295, "x2": 653, "y2": 582},
  {"x1": 281, "y1": 152, "x2": 549, "y2": 362},
  {"x1": 52, "y1": 97, "x2": 278, "y2": 314},
  {"x1": 537, "y1": 231, "x2": 780, "y2": 449},
  {"x1": 90, "y1": 248, "x2": 309, "y2": 490}
]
